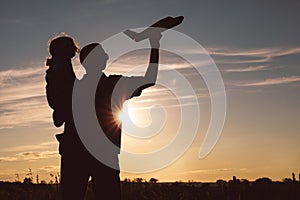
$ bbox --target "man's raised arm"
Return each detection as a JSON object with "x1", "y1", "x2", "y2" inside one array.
[
  {"x1": 144, "y1": 32, "x2": 162, "y2": 85},
  {"x1": 122, "y1": 32, "x2": 162, "y2": 100}
]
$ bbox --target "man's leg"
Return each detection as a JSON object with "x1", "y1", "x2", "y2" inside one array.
[
  {"x1": 91, "y1": 159, "x2": 121, "y2": 200},
  {"x1": 60, "y1": 154, "x2": 90, "y2": 200}
]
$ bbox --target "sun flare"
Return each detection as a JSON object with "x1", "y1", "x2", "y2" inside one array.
[{"x1": 117, "y1": 109, "x2": 125, "y2": 122}]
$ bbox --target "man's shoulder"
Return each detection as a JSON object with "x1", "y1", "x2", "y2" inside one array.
[
  {"x1": 103, "y1": 74, "x2": 123, "y2": 85},
  {"x1": 106, "y1": 74, "x2": 123, "y2": 79},
  {"x1": 101, "y1": 73, "x2": 146, "y2": 88}
]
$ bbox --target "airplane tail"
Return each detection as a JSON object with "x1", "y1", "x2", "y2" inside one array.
[{"x1": 124, "y1": 30, "x2": 140, "y2": 42}]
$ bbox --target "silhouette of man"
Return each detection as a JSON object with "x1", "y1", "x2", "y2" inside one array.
[{"x1": 59, "y1": 33, "x2": 161, "y2": 199}]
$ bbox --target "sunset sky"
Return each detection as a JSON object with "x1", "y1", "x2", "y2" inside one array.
[{"x1": 0, "y1": 0, "x2": 299, "y2": 183}]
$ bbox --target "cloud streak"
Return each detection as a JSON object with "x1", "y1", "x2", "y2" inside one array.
[
  {"x1": 225, "y1": 65, "x2": 267, "y2": 73},
  {"x1": 178, "y1": 168, "x2": 248, "y2": 175},
  {"x1": 0, "y1": 150, "x2": 58, "y2": 162},
  {"x1": 0, "y1": 141, "x2": 57, "y2": 152},
  {"x1": 208, "y1": 46, "x2": 300, "y2": 59},
  {"x1": 203, "y1": 46, "x2": 300, "y2": 65},
  {"x1": 235, "y1": 76, "x2": 300, "y2": 86},
  {"x1": 0, "y1": 64, "x2": 52, "y2": 128}
]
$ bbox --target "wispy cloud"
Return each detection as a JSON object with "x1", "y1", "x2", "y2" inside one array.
[
  {"x1": 130, "y1": 86, "x2": 208, "y2": 110},
  {"x1": 203, "y1": 46, "x2": 300, "y2": 65},
  {"x1": 0, "y1": 141, "x2": 57, "y2": 152},
  {"x1": 178, "y1": 168, "x2": 248, "y2": 175},
  {"x1": 0, "y1": 150, "x2": 58, "y2": 162},
  {"x1": 225, "y1": 65, "x2": 267, "y2": 73},
  {"x1": 106, "y1": 49, "x2": 200, "y2": 75},
  {"x1": 204, "y1": 46, "x2": 300, "y2": 88},
  {"x1": 0, "y1": 64, "x2": 52, "y2": 129},
  {"x1": 36, "y1": 165, "x2": 60, "y2": 173},
  {"x1": 208, "y1": 46, "x2": 300, "y2": 59},
  {"x1": 235, "y1": 76, "x2": 300, "y2": 86},
  {"x1": 0, "y1": 66, "x2": 44, "y2": 88}
]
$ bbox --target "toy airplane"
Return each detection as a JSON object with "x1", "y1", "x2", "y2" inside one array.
[{"x1": 124, "y1": 16, "x2": 184, "y2": 42}]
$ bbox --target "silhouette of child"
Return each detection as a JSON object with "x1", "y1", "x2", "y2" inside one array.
[{"x1": 45, "y1": 35, "x2": 79, "y2": 127}]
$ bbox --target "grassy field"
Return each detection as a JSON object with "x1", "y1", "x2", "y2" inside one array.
[{"x1": 1, "y1": 180, "x2": 300, "y2": 200}]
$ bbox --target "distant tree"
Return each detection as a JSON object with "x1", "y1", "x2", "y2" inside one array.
[
  {"x1": 241, "y1": 179, "x2": 250, "y2": 183},
  {"x1": 283, "y1": 178, "x2": 292, "y2": 183},
  {"x1": 133, "y1": 178, "x2": 144, "y2": 183},
  {"x1": 36, "y1": 174, "x2": 39, "y2": 184},
  {"x1": 40, "y1": 180, "x2": 47, "y2": 184},
  {"x1": 233, "y1": 176, "x2": 237, "y2": 183},
  {"x1": 149, "y1": 178, "x2": 158, "y2": 183},
  {"x1": 292, "y1": 173, "x2": 296, "y2": 182},
  {"x1": 216, "y1": 179, "x2": 226, "y2": 185},
  {"x1": 23, "y1": 177, "x2": 33, "y2": 184},
  {"x1": 24, "y1": 168, "x2": 33, "y2": 183},
  {"x1": 231, "y1": 176, "x2": 240, "y2": 184},
  {"x1": 123, "y1": 178, "x2": 131, "y2": 183},
  {"x1": 254, "y1": 177, "x2": 272, "y2": 184}
]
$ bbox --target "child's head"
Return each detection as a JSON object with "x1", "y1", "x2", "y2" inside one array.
[
  {"x1": 80, "y1": 43, "x2": 109, "y2": 73},
  {"x1": 48, "y1": 35, "x2": 79, "y2": 59}
]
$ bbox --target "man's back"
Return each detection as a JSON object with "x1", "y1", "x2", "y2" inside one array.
[{"x1": 95, "y1": 73, "x2": 153, "y2": 148}]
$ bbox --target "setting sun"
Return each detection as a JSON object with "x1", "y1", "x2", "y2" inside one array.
[
  {"x1": 118, "y1": 109, "x2": 125, "y2": 122},
  {"x1": 115, "y1": 102, "x2": 136, "y2": 125}
]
